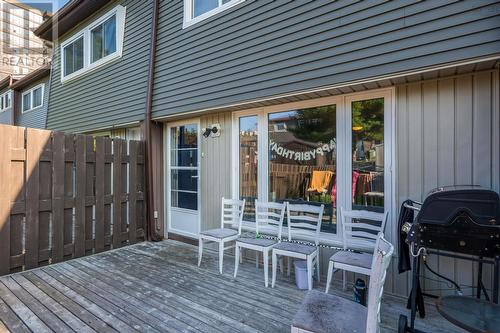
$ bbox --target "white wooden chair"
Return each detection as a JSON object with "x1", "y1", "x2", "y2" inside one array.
[
  {"x1": 198, "y1": 198, "x2": 245, "y2": 274},
  {"x1": 234, "y1": 200, "x2": 286, "y2": 287},
  {"x1": 271, "y1": 203, "x2": 324, "y2": 291},
  {"x1": 291, "y1": 234, "x2": 393, "y2": 333},
  {"x1": 325, "y1": 207, "x2": 388, "y2": 293}
]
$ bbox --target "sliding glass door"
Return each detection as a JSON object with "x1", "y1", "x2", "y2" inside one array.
[{"x1": 234, "y1": 89, "x2": 393, "y2": 240}]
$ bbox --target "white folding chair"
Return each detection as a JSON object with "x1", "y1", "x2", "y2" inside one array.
[
  {"x1": 291, "y1": 234, "x2": 394, "y2": 333},
  {"x1": 234, "y1": 200, "x2": 286, "y2": 287},
  {"x1": 325, "y1": 207, "x2": 388, "y2": 293},
  {"x1": 198, "y1": 198, "x2": 245, "y2": 274},
  {"x1": 271, "y1": 203, "x2": 324, "y2": 291}
]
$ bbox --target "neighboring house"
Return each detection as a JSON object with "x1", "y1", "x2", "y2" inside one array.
[
  {"x1": 0, "y1": 65, "x2": 50, "y2": 128},
  {"x1": 0, "y1": 0, "x2": 51, "y2": 79},
  {"x1": 35, "y1": 0, "x2": 500, "y2": 298},
  {"x1": 0, "y1": 76, "x2": 14, "y2": 124}
]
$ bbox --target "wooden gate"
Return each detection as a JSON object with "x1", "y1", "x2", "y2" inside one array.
[{"x1": 0, "y1": 125, "x2": 146, "y2": 275}]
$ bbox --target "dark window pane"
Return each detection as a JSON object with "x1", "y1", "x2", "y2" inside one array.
[
  {"x1": 170, "y1": 149, "x2": 197, "y2": 167},
  {"x1": 171, "y1": 191, "x2": 198, "y2": 210},
  {"x1": 171, "y1": 169, "x2": 198, "y2": 192},
  {"x1": 74, "y1": 37, "x2": 84, "y2": 71},
  {"x1": 32, "y1": 87, "x2": 42, "y2": 108},
  {"x1": 193, "y1": 0, "x2": 218, "y2": 17},
  {"x1": 63, "y1": 44, "x2": 73, "y2": 76},
  {"x1": 268, "y1": 105, "x2": 337, "y2": 233},
  {"x1": 351, "y1": 98, "x2": 384, "y2": 213},
  {"x1": 91, "y1": 24, "x2": 103, "y2": 62},
  {"x1": 103, "y1": 15, "x2": 116, "y2": 57},
  {"x1": 22, "y1": 93, "x2": 31, "y2": 111},
  {"x1": 171, "y1": 125, "x2": 198, "y2": 149},
  {"x1": 239, "y1": 115, "x2": 258, "y2": 221}
]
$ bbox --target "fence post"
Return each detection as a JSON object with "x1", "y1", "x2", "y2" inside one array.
[
  {"x1": 74, "y1": 135, "x2": 86, "y2": 258},
  {"x1": 113, "y1": 139, "x2": 123, "y2": 249},
  {"x1": 95, "y1": 136, "x2": 105, "y2": 252},
  {"x1": 52, "y1": 132, "x2": 65, "y2": 263},
  {"x1": 129, "y1": 141, "x2": 137, "y2": 244},
  {"x1": 0, "y1": 126, "x2": 14, "y2": 275}
]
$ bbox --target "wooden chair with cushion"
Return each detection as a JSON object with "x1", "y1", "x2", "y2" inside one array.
[
  {"x1": 291, "y1": 233, "x2": 394, "y2": 333},
  {"x1": 234, "y1": 200, "x2": 286, "y2": 287},
  {"x1": 271, "y1": 203, "x2": 324, "y2": 291},
  {"x1": 325, "y1": 207, "x2": 388, "y2": 293},
  {"x1": 198, "y1": 198, "x2": 245, "y2": 274}
]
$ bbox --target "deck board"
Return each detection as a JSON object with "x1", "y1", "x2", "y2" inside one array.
[{"x1": 0, "y1": 240, "x2": 466, "y2": 333}]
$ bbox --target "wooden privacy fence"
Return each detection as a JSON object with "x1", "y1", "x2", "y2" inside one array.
[{"x1": 0, "y1": 125, "x2": 146, "y2": 275}]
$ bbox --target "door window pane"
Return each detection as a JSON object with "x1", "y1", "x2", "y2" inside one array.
[
  {"x1": 171, "y1": 124, "x2": 198, "y2": 149},
  {"x1": 239, "y1": 116, "x2": 258, "y2": 221},
  {"x1": 268, "y1": 105, "x2": 337, "y2": 233},
  {"x1": 193, "y1": 0, "x2": 218, "y2": 17},
  {"x1": 170, "y1": 149, "x2": 197, "y2": 167},
  {"x1": 171, "y1": 169, "x2": 198, "y2": 192},
  {"x1": 351, "y1": 98, "x2": 384, "y2": 213},
  {"x1": 171, "y1": 191, "x2": 198, "y2": 210},
  {"x1": 32, "y1": 87, "x2": 43, "y2": 108}
]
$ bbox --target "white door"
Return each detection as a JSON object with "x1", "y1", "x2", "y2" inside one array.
[{"x1": 167, "y1": 122, "x2": 200, "y2": 238}]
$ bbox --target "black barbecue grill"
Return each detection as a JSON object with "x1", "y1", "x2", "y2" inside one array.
[
  {"x1": 399, "y1": 185, "x2": 500, "y2": 333},
  {"x1": 407, "y1": 185, "x2": 500, "y2": 257}
]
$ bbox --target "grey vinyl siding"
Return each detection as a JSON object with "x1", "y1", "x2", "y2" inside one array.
[
  {"x1": 0, "y1": 87, "x2": 12, "y2": 125},
  {"x1": 16, "y1": 78, "x2": 49, "y2": 129},
  {"x1": 45, "y1": 0, "x2": 153, "y2": 133},
  {"x1": 152, "y1": 0, "x2": 500, "y2": 119}
]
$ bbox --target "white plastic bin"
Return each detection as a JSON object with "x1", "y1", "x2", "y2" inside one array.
[{"x1": 294, "y1": 260, "x2": 308, "y2": 289}]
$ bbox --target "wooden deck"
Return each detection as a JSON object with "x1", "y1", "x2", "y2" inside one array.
[{"x1": 0, "y1": 240, "x2": 465, "y2": 333}]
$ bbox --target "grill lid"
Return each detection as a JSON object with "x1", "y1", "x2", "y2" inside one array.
[{"x1": 417, "y1": 185, "x2": 500, "y2": 226}]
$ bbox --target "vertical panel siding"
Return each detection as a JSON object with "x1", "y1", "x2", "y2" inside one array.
[
  {"x1": 394, "y1": 69, "x2": 500, "y2": 297},
  {"x1": 200, "y1": 112, "x2": 233, "y2": 231}
]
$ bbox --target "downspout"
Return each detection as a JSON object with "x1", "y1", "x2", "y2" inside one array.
[{"x1": 145, "y1": 0, "x2": 161, "y2": 241}]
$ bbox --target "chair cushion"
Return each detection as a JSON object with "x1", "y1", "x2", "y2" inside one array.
[
  {"x1": 237, "y1": 237, "x2": 277, "y2": 247},
  {"x1": 273, "y1": 242, "x2": 317, "y2": 255},
  {"x1": 200, "y1": 228, "x2": 238, "y2": 239},
  {"x1": 330, "y1": 251, "x2": 372, "y2": 270},
  {"x1": 292, "y1": 290, "x2": 367, "y2": 333}
]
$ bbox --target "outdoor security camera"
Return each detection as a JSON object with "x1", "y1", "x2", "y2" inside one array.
[{"x1": 203, "y1": 124, "x2": 221, "y2": 138}]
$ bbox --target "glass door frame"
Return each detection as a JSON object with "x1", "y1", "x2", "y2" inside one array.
[
  {"x1": 231, "y1": 88, "x2": 395, "y2": 246},
  {"x1": 165, "y1": 119, "x2": 201, "y2": 239}
]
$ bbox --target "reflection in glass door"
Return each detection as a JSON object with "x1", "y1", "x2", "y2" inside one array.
[{"x1": 168, "y1": 123, "x2": 200, "y2": 238}]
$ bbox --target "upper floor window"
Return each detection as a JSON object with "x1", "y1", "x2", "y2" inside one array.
[
  {"x1": 60, "y1": 5, "x2": 126, "y2": 83},
  {"x1": 22, "y1": 84, "x2": 44, "y2": 113},
  {"x1": 183, "y1": 0, "x2": 244, "y2": 28},
  {"x1": 0, "y1": 91, "x2": 12, "y2": 111}
]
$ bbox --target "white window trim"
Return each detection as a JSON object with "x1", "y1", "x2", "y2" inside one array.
[
  {"x1": 183, "y1": 0, "x2": 245, "y2": 29},
  {"x1": 231, "y1": 88, "x2": 396, "y2": 248},
  {"x1": 60, "y1": 5, "x2": 126, "y2": 83},
  {"x1": 21, "y1": 83, "x2": 44, "y2": 113}
]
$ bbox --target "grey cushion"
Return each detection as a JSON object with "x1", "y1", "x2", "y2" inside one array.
[
  {"x1": 273, "y1": 242, "x2": 317, "y2": 255},
  {"x1": 330, "y1": 251, "x2": 372, "y2": 269},
  {"x1": 237, "y1": 237, "x2": 277, "y2": 247},
  {"x1": 292, "y1": 290, "x2": 367, "y2": 333},
  {"x1": 200, "y1": 228, "x2": 238, "y2": 239}
]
